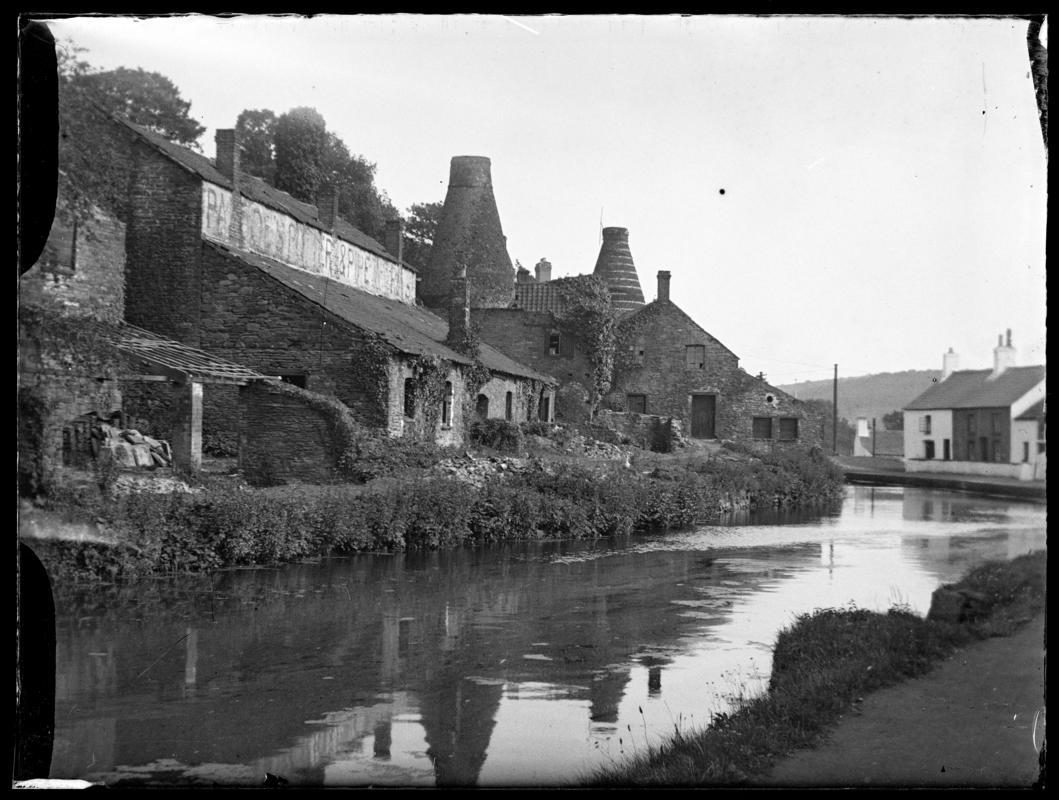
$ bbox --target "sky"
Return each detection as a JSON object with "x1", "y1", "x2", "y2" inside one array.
[{"x1": 42, "y1": 14, "x2": 1047, "y2": 382}]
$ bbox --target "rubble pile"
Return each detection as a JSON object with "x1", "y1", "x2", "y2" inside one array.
[
  {"x1": 97, "y1": 425, "x2": 173, "y2": 469},
  {"x1": 430, "y1": 452, "x2": 535, "y2": 488}
]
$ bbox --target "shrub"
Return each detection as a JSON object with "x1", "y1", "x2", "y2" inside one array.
[{"x1": 470, "y1": 418, "x2": 524, "y2": 453}]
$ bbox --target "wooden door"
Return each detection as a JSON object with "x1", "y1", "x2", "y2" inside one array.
[{"x1": 691, "y1": 395, "x2": 716, "y2": 438}]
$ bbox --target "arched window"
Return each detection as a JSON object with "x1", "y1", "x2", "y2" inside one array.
[
  {"x1": 476, "y1": 394, "x2": 489, "y2": 418},
  {"x1": 441, "y1": 381, "x2": 454, "y2": 427},
  {"x1": 505, "y1": 391, "x2": 513, "y2": 421}
]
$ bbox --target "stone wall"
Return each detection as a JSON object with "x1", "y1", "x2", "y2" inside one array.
[
  {"x1": 612, "y1": 300, "x2": 823, "y2": 450},
  {"x1": 238, "y1": 382, "x2": 343, "y2": 485},
  {"x1": 19, "y1": 201, "x2": 126, "y2": 323},
  {"x1": 124, "y1": 140, "x2": 205, "y2": 345},
  {"x1": 594, "y1": 409, "x2": 686, "y2": 451}
]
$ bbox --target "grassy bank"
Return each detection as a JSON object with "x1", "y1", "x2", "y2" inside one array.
[
  {"x1": 27, "y1": 446, "x2": 843, "y2": 584},
  {"x1": 591, "y1": 549, "x2": 1047, "y2": 786}
]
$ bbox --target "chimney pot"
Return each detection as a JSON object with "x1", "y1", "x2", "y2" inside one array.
[
  {"x1": 385, "y1": 218, "x2": 404, "y2": 263},
  {"x1": 657, "y1": 270, "x2": 671, "y2": 302},
  {"x1": 1006, "y1": 328, "x2": 1012, "y2": 347}
]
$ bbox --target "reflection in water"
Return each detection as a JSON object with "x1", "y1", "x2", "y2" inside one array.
[{"x1": 49, "y1": 487, "x2": 1046, "y2": 787}]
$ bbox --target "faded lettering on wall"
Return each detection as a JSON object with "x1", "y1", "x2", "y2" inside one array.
[{"x1": 201, "y1": 183, "x2": 416, "y2": 305}]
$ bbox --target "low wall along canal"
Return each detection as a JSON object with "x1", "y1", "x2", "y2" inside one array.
[{"x1": 43, "y1": 485, "x2": 1046, "y2": 787}]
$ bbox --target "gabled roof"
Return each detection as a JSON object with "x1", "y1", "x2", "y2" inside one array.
[
  {"x1": 904, "y1": 366, "x2": 1045, "y2": 410},
  {"x1": 116, "y1": 118, "x2": 414, "y2": 272},
  {"x1": 621, "y1": 299, "x2": 739, "y2": 361},
  {"x1": 1016, "y1": 398, "x2": 1046, "y2": 421},
  {"x1": 206, "y1": 241, "x2": 554, "y2": 384}
]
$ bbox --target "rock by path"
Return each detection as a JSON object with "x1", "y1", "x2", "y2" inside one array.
[{"x1": 751, "y1": 613, "x2": 1046, "y2": 788}]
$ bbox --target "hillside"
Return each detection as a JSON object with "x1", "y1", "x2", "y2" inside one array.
[{"x1": 777, "y1": 369, "x2": 941, "y2": 423}]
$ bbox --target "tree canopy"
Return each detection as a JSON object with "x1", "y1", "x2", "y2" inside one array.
[
  {"x1": 55, "y1": 42, "x2": 206, "y2": 226},
  {"x1": 402, "y1": 201, "x2": 443, "y2": 270},
  {"x1": 237, "y1": 105, "x2": 399, "y2": 241}
]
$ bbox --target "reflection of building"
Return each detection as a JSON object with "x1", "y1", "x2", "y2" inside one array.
[{"x1": 904, "y1": 333, "x2": 1045, "y2": 479}]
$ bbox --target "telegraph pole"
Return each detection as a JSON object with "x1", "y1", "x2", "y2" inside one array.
[{"x1": 832, "y1": 363, "x2": 838, "y2": 455}]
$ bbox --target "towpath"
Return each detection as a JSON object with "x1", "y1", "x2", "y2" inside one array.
[{"x1": 750, "y1": 613, "x2": 1046, "y2": 788}]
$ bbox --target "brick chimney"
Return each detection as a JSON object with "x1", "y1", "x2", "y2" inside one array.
[
  {"x1": 535, "y1": 258, "x2": 552, "y2": 283},
  {"x1": 214, "y1": 129, "x2": 240, "y2": 180},
  {"x1": 425, "y1": 155, "x2": 516, "y2": 309},
  {"x1": 317, "y1": 183, "x2": 339, "y2": 232},
  {"x1": 657, "y1": 270, "x2": 671, "y2": 302},
  {"x1": 516, "y1": 265, "x2": 533, "y2": 283},
  {"x1": 991, "y1": 329, "x2": 1016, "y2": 379},
  {"x1": 447, "y1": 265, "x2": 470, "y2": 349},
  {"x1": 385, "y1": 218, "x2": 404, "y2": 263},
  {"x1": 215, "y1": 129, "x2": 243, "y2": 245},
  {"x1": 593, "y1": 227, "x2": 645, "y2": 312},
  {"x1": 941, "y1": 347, "x2": 959, "y2": 380}
]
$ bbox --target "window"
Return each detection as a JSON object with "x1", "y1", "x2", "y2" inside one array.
[
  {"x1": 403, "y1": 378, "x2": 416, "y2": 418},
  {"x1": 280, "y1": 374, "x2": 307, "y2": 389},
  {"x1": 967, "y1": 414, "x2": 976, "y2": 435},
  {"x1": 991, "y1": 412, "x2": 1002, "y2": 433},
  {"x1": 627, "y1": 394, "x2": 647, "y2": 414},
  {"x1": 685, "y1": 345, "x2": 705, "y2": 370},
  {"x1": 752, "y1": 417, "x2": 773, "y2": 439},
  {"x1": 924, "y1": 440, "x2": 935, "y2": 459},
  {"x1": 539, "y1": 393, "x2": 551, "y2": 422},
  {"x1": 919, "y1": 415, "x2": 932, "y2": 435},
  {"x1": 1023, "y1": 442, "x2": 1030, "y2": 462},
  {"x1": 441, "y1": 381, "x2": 454, "y2": 427},
  {"x1": 476, "y1": 394, "x2": 489, "y2": 419},
  {"x1": 505, "y1": 391, "x2": 513, "y2": 421},
  {"x1": 632, "y1": 337, "x2": 645, "y2": 365},
  {"x1": 778, "y1": 418, "x2": 799, "y2": 441},
  {"x1": 547, "y1": 329, "x2": 561, "y2": 356}
]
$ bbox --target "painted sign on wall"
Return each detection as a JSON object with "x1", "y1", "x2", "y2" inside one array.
[{"x1": 200, "y1": 183, "x2": 416, "y2": 305}]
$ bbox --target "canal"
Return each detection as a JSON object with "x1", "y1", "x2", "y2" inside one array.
[{"x1": 48, "y1": 485, "x2": 1047, "y2": 787}]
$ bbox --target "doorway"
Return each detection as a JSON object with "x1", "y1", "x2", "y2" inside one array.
[{"x1": 691, "y1": 395, "x2": 716, "y2": 439}]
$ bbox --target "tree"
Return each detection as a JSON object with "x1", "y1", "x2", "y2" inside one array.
[
  {"x1": 54, "y1": 41, "x2": 205, "y2": 226},
  {"x1": 802, "y1": 399, "x2": 857, "y2": 455},
  {"x1": 882, "y1": 410, "x2": 904, "y2": 430},
  {"x1": 73, "y1": 65, "x2": 205, "y2": 146},
  {"x1": 273, "y1": 106, "x2": 329, "y2": 203},
  {"x1": 402, "y1": 201, "x2": 443, "y2": 270},
  {"x1": 235, "y1": 108, "x2": 277, "y2": 183}
]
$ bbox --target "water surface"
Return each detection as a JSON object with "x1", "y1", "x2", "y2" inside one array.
[{"x1": 48, "y1": 486, "x2": 1046, "y2": 786}]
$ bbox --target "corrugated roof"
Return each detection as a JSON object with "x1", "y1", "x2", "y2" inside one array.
[
  {"x1": 116, "y1": 118, "x2": 415, "y2": 272},
  {"x1": 106, "y1": 322, "x2": 266, "y2": 384},
  {"x1": 1016, "y1": 398, "x2": 1046, "y2": 420},
  {"x1": 904, "y1": 366, "x2": 1045, "y2": 410},
  {"x1": 207, "y1": 241, "x2": 554, "y2": 384}
]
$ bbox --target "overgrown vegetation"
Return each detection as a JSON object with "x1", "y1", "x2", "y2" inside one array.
[
  {"x1": 592, "y1": 549, "x2": 1046, "y2": 786},
  {"x1": 553, "y1": 275, "x2": 619, "y2": 413},
  {"x1": 29, "y1": 447, "x2": 844, "y2": 584}
]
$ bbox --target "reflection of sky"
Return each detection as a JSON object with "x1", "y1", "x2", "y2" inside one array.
[{"x1": 51, "y1": 486, "x2": 1047, "y2": 787}]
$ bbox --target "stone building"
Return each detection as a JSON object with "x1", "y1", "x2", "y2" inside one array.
[
  {"x1": 607, "y1": 270, "x2": 824, "y2": 450},
  {"x1": 116, "y1": 121, "x2": 555, "y2": 455}
]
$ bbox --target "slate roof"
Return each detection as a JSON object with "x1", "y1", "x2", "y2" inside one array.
[
  {"x1": 622, "y1": 299, "x2": 740, "y2": 361},
  {"x1": 1016, "y1": 398, "x2": 1046, "y2": 421},
  {"x1": 904, "y1": 366, "x2": 1045, "y2": 410},
  {"x1": 206, "y1": 241, "x2": 554, "y2": 384},
  {"x1": 116, "y1": 118, "x2": 414, "y2": 272}
]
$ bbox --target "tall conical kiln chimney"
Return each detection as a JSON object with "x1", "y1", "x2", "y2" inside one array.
[
  {"x1": 423, "y1": 156, "x2": 515, "y2": 310},
  {"x1": 592, "y1": 227, "x2": 645, "y2": 312}
]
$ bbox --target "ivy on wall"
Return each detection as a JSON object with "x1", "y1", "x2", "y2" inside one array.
[
  {"x1": 553, "y1": 275, "x2": 619, "y2": 413},
  {"x1": 409, "y1": 353, "x2": 449, "y2": 438},
  {"x1": 347, "y1": 332, "x2": 394, "y2": 428}
]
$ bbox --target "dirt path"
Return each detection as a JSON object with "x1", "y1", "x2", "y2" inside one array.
[{"x1": 751, "y1": 613, "x2": 1046, "y2": 788}]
